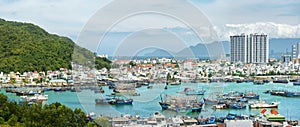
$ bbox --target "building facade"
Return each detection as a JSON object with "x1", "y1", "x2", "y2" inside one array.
[
  {"x1": 230, "y1": 33, "x2": 269, "y2": 63},
  {"x1": 292, "y1": 45, "x2": 297, "y2": 59},
  {"x1": 297, "y1": 42, "x2": 300, "y2": 58}
]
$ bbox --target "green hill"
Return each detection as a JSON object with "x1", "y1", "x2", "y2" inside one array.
[{"x1": 0, "y1": 18, "x2": 110, "y2": 73}]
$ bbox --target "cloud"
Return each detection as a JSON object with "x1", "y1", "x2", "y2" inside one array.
[{"x1": 216, "y1": 22, "x2": 300, "y2": 40}]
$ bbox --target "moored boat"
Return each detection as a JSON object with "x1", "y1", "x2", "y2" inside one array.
[
  {"x1": 158, "y1": 94, "x2": 203, "y2": 113},
  {"x1": 249, "y1": 101, "x2": 280, "y2": 108},
  {"x1": 253, "y1": 80, "x2": 264, "y2": 85},
  {"x1": 108, "y1": 98, "x2": 133, "y2": 105},
  {"x1": 293, "y1": 82, "x2": 300, "y2": 86},
  {"x1": 184, "y1": 88, "x2": 206, "y2": 95},
  {"x1": 243, "y1": 92, "x2": 259, "y2": 99}
]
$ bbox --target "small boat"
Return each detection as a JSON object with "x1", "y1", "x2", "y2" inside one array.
[
  {"x1": 263, "y1": 80, "x2": 270, "y2": 83},
  {"x1": 203, "y1": 98, "x2": 219, "y2": 105},
  {"x1": 108, "y1": 98, "x2": 133, "y2": 105},
  {"x1": 159, "y1": 94, "x2": 203, "y2": 113},
  {"x1": 293, "y1": 82, "x2": 300, "y2": 86},
  {"x1": 253, "y1": 80, "x2": 264, "y2": 85},
  {"x1": 273, "y1": 79, "x2": 289, "y2": 84},
  {"x1": 249, "y1": 101, "x2": 280, "y2": 108},
  {"x1": 207, "y1": 116, "x2": 215, "y2": 124},
  {"x1": 236, "y1": 80, "x2": 244, "y2": 83},
  {"x1": 147, "y1": 85, "x2": 153, "y2": 89},
  {"x1": 243, "y1": 92, "x2": 259, "y2": 99},
  {"x1": 53, "y1": 87, "x2": 67, "y2": 92},
  {"x1": 212, "y1": 104, "x2": 227, "y2": 109},
  {"x1": 184, "y1": 88, "x2": 205, "y2": 95},
  {"x1": 169, "y1": 81, "x2": 181, "y2": 85},
  {"x1": 229, "y1": 103, "x2": 246, "y2": 109},
  {"x1": 283, "y1": 92, "x2": 300, "y2": 97},
  {"x1": 95, "y1": 98, "x2": 111, "y2": 104},
  {"x1": 20, "y1": 94, "x2": 48, "y2": 102},
  {"x1": 164, "y1": 85, "x2": 168, "y2": 89}
]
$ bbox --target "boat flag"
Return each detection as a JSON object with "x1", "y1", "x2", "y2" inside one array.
[
  {"x1": 260, "y1": 108, "x2": 267, "y2": 114},
  {"x1": 271, "y1": 109, "x2": 279, "y2": 115}
]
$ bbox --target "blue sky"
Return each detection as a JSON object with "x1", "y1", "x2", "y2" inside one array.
[{"x1": 1, "y1": 0, "x2": 300, "y2": 56}]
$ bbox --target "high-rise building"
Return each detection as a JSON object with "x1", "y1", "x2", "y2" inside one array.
[
  {"x1": 292, "y1": 45, "x2": 297, "y2": 59},
  {"x1": 230, "y1": 33, "x2": 269, "y2": 63},
  {"x1": 297, "y1": 42, "x2": 300, "y2": 58}
]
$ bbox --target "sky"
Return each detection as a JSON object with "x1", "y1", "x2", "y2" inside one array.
[{"x1": 1, "y1": 0, "x2": 300, "y2": 56}]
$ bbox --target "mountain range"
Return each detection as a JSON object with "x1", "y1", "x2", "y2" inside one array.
[{"x1": 140, "y1": 38, "x2": 300, "y2": 59}]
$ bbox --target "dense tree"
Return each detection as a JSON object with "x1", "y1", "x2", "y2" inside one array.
[
  {"x1": 0, "y1": 18, "x2": 111, "y2": 73},
  {"x1": 0, "y1": 93, "x2": 87, "y2": 127}
]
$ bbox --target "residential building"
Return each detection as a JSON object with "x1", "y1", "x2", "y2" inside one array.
[{"x1": 230, "y1": 33, "x2": 269, "y2": 63}]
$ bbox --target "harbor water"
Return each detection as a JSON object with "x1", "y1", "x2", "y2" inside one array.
[{"x1": 1, "y1": 82, "x2": 300, "y2": 120}]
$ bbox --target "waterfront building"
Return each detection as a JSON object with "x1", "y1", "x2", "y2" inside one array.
[{"x1": 230, "y1": 33, "x2": 269, "y2": 63}]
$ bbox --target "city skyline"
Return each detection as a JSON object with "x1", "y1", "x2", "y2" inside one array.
[{"x1": 1, "y1": 0, "x2": 300, "y2": 57}]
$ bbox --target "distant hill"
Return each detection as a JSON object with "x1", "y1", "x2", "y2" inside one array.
[
  {"x1": 0, "y1": 18, "x2": 110, "y2": 73},
  {"x1": 138, "y1": 38, "x2": 300, "y2": 59}
]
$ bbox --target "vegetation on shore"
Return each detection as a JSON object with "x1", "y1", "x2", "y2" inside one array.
[
  {"x1": 0, "y1": 18, "x2": 111, "y2": 73},
  {"x1": 0, "y1": 93, "x2": 87, "y2": 127}
]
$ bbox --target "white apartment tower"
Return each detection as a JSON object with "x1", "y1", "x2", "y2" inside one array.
[
  {"x1": 230, "y1": 33, "x2": 269, "y2": 63},
  {"x1": 292, "y1": 45, "x2": 297, "y2": 59},
  {"x1": 297, "y1": 42, "x2": 300, "y2": 58}
]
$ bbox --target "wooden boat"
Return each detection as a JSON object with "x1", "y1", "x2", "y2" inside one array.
[{"x1": 159, "y1": 94, "x2": 203, "y2": 113}]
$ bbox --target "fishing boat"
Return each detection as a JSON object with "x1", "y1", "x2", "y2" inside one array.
[
  {"x1": 20, "y1": 94, "x2": 48, "y2": 102},
  {"x1": 212, "y1": 104, "x2": 227, "y2": 109},
  {"x1": 283, "y1": 91, "x2": 300, "y2": 97},
  {"x1": 293, "y1": 82, "x2": 300, "y2": 86},
  {"x1": 243, "y1": 92, "x2": 259, "y2": 99},
  {"x1": 249, "y1": 101, "x2": 280, "y2": 108},
  {"x1": 108, "y1": 98, "x2": 133, "y2": 105},
  {"x1": 229, "y1": 102, "x2": 246, "y2": 109},
  {"x1": 95, "y1": 98, "x2": 111, "y2": 104},
  {"x1": 15, "y1": 89, "x2": 43, "y2": 96},
  {"x1": 184, "y1": 88, "x2": 206, "y2": 95},
  {"x1": 203, "y1": 98, "x2": 219, "y2": 105},
  {"x1": 253, "y1": 80, "x2": 264, "y2": 85},
  {"x1": 169, "y1": 80, "x2": 181, "y2": 85},
  {"x1": 159, "y1": 94, "x2": 203, "y2": 113},
  {"x1": 95, "y1": 96, "x2": 133, "y2": 105},
  {"x1": 273, "y1": 79, "x2": 289, "y2": 84}
]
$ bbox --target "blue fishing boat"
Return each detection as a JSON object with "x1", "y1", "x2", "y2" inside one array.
[
  {"x1": 293, "y1": 82, "x2": 300, "y2": 86},
  {"x1": 108, "y1": 98, "x2": 133, "y2": 105},
  {"x1": 229, "y1": 103, "x2": 246, "y2": 109},
  {"x1": 207, "y1": 116, "x2": 215, "y2": 124}
]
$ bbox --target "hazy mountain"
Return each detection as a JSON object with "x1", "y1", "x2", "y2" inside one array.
[{"x1": 139, "y1": 38, "x2": 300, "y2": 59}]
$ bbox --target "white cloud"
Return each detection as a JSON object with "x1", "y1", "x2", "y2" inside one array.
[{"x1": 217, "y1": 22, "x2": 300, "y2": 40}]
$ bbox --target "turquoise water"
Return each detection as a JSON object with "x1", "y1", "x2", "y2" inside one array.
[{"x1": 1, "y1": 82, "x2": 300, "y2": 120}]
